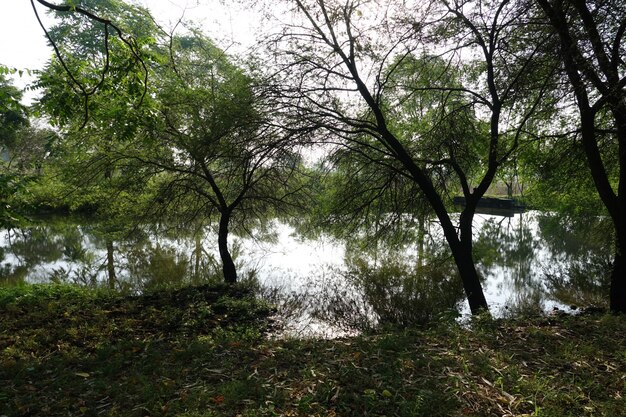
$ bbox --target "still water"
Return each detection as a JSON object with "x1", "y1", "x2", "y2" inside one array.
[{"x1": 0, "y1": 211, "x2": 613, "y2": 336}]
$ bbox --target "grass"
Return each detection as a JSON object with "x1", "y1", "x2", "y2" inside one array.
[{"x1": 1, "y1": 284, "x2": 625, "y2": 416}]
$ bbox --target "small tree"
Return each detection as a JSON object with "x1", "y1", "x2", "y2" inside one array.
[{"x1": 119, "y1": 32, "x2": 309, "y2": 283}]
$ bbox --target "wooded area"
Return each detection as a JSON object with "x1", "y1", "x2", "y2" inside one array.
[
  {"x1": 1, "y1": 0, "x2": 625, "y2": 415},
  {"x1": 3, "y1": 0, "x2": 622, "y2": 313}
]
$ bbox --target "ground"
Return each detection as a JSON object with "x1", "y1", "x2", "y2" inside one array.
[{"x1": 0, "y1": 284, "x2": 625, "y2": 416}]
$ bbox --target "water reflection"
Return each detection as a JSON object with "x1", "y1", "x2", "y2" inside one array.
[
  {"x1": 473, "y1": 211, "x2": 613, "y2": 315},
  {"x1": 0, "y1": 211, "x2": 613, "y2": 335},
  {"x1": 473, "y1": 212, "x2": 545, "y2": 315},
  {"x1": 1, "y1": 224, "x2": 87, "y2": 285},
  {"x1": 538, "y1": 214, "x2": 613, "y2": 307},
  {"x1": 340, "y1": 245, "x2": 464, "y2": 326}
]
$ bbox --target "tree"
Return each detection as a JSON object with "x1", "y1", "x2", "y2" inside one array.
[
  {"x1": 126, "y1": 31, "x2": 307, "y2": 283},
  {"x1": 30, "y1": 0, "x2": 166, "y2": 294},
  {"x1": 0, "y1": 74, "x2": 29, "y2": 152},
  {"x1": 311, "y1": 55, "x2": 474, "y2": 246},
  {"x1": 534, "y1": 0, "x2": 626, "y2": 312},
  {"x1": 36, "y1": 4, "x2": 309, "y2": 283},
  {"x1": 268, "y1": 0, "x2": 555, "y2": 314},
  {"x1": 30, "y1": 0, "x2": 149, "y2": 127},
  {"x1": 0, "y1": 74, "x2": 31, "y2": 228}
]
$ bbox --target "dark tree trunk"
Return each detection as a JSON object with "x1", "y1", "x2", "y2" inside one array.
[
  {"x1": 609, "y1": 224, "x2": 626, "y2": 313},
  {"x1": 338, "y1": 32, "x2": 490, "y2": 315},
  {"x1": 425, "y1": 199, "x2": 489, "y2": 314},
  {"x1": 609, "y1": 101, "x2": 626, "y2": 313},
  {"x1": 610, "y1": 250, "x2": 626, "y2": 313},
  {"x1": 426, "y1": 201, "x2": 489, "y2": 315},
  {"x1": 578, "y1": 94, "x2": 626, "y2": 314},
  {"x1": 194, "y1": 234, "x2": 202, "y2": 280},
  {"x1": 106, "y1": 240, "x2": 116, "y2": 290},
  {"x1": 390, "y1": 143, "x2": 490, "y2": 314},
  {"x1": 218, "y1": 211, "x2": 237, "y2": 284},
  {"x1": 455, "y1": 209, "x2": 489, "y2": 314},
  {"x1": 451, "y1": 241, "x2": 488, "y2": 315}
]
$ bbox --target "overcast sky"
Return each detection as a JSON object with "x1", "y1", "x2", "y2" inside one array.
[{"x1": 0, "y1": 0, "x2": 263, "y2": 102}]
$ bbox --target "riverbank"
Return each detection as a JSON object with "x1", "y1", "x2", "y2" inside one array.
[{"x1": 1, "y1": 284, "x2": 624, "y2": 416}]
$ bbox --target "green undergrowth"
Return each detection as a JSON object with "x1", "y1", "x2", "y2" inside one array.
[{"x1": 1, "y1": 284, "x2": 625, "y2": 416}]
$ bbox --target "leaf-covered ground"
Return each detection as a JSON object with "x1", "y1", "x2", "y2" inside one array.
[{"x1": 0, "y1": 284, "x2": 625, "y2": 416}]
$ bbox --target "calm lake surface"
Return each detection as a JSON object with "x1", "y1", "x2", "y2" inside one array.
[{"x1": 0, "y1": 211, "x2": 612, "y2": 336}]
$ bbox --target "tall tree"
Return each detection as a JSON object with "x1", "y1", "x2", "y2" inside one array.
[
  {"x1": 269, "y1": 0, "x2": 554, "y2": 314},
  {"x1": 534, "y1": 0, "x2": 626, "y2": 312}
]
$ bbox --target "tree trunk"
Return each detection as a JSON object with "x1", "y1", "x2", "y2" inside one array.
[
  {"x1": 194, "y1": 233, "x2": 202, "y2": 281},
  {"x1": 451, "y1": 242, "x2": 488, "y2": 315},
  {"x1": 609, "y1": 101, "x2": 626, "y2": 313},
  {"x1": 609, "y1": 251, "x2": 626, "y2": 313},
  {"x1": 609, "y1": 224, "x2": 626, "y2": 313},
  {"x1": 106, "y1": 240, "x2": 116, "y2": 290},
  {"x1": 415, "y1": 190, "x2": 489, "y2": 315},
  {"x1": 340, "y1": 40, "x2": 490, "y2": 315},
  {"x1": 416, "y1": 215, "x2": 425, "y2": 273},
  {"x1": 451, "y1": 208, "x2": 489, "y2": 315},
  {"x1": 218, "y1": 211, "x2": 237, "y2": 284}
]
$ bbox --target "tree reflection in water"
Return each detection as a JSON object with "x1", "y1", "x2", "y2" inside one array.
[
  {"x1": 334, "y1": 234, "x2": 464, "y2": 329},
  {"x1": 538, "y1": 213, "x2": 613, "y2": 308},
  {"x1": 0, "y1": 212, "x2": 616, "y2": 333},
  {"x1": 473, "y1": 212, "x2": 544, "y2": 316},
  {"x1": 0, "y1": 221, "x2": 227, "y2": 291}
]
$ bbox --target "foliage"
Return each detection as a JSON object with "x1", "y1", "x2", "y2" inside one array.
[
  {"x1": 0, "y1": 174, "x2": 28, "y2": 229},
  {"x1": 138, "y1": 30, "x2": 304, "y2": 226},
  {"x1": 0, "y1": 75, "x2": 32, "y2": 228},
  {"x1": 520, "y1": 124, "x2": 614, "y2": 216},
  {"x1": 0, "y1": 74, "x2": 28, "y2": 149},
  {"x1": 309, "y1": 159, "x2": 432, "y2": 243},
  {"x1": 381, "y1": 54, "x2": 492, "y2": 189},
  {"x1": 34, "y1": 0, "x2": 154, "y2": 128}
]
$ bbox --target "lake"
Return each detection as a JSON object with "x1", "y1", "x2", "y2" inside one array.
[{"x1": 0, "y1": 211, "x2": 613, "y2": 336}]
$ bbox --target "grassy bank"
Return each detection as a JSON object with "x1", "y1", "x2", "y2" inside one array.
[{"x1": 1, "y1": 285, "x2": 625, "y2": 416}]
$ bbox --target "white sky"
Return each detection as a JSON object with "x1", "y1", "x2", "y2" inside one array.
[{"x1": 0, "y1": 0, "x2": 264, "y2": 102}]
